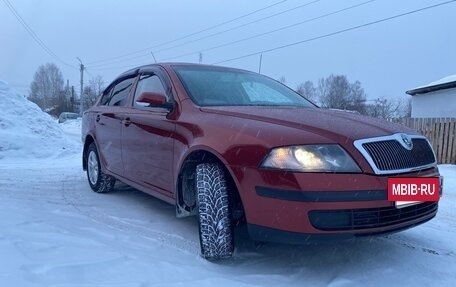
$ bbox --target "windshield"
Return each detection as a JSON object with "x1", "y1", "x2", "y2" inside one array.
[{"x1": 173, "y1": 65, "x2": 316, "y2": 108}]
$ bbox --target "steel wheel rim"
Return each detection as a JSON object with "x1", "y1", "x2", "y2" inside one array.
[{"x1": 88, "y1": 151, "x2": 99, "y2": 185}]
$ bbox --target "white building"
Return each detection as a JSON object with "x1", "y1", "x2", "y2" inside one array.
[{"x1": 406, "y1": 75, "x2": 456, "y2": 118}]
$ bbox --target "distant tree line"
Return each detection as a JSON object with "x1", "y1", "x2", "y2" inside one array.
[
  {"x1": 292, "y1": 74, "x2": 411, "y2": 118},
  {"x1": 28, "y1": 62, "x2": 105, "y2": 117}
]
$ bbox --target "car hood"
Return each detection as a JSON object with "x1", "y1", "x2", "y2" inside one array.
[{"x1": 200, "y1": 106, "x2": 416, "y2": 142}]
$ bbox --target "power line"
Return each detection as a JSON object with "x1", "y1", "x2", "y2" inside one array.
[
  {"x1": 87, "y1": 0, "x2": 371, "y2": 71},
  {"x1": 86, "y1": 52, "x2": 155, "y2": 69},
  {"x1": 84, "y1": 68, "x2": 95, "y2": 79},
  {"x1": 1, "y1": 0, "x2": 76, "y2": 69},
  {"x1": 85, "y1": 0, "x2": 288, "y2": 66},
  {"x1": 213, "y1": 0, "x2": 456, "y2": 65},
  {"x1": 153, "y1": 0, "x2": 320, "y2": 54},
  {"x1": 85, "y1": 0, "x2": 455, "y2": 72},
  {"x1": 87, "y1": 63, "x2": 144, "y2": 71},
  {"x1": 88, "y1": 0, "x2": 373, "y2": 69},
  {"x1": 162, "y1": 0, "x2": 376, "y2": 62},
  {"x1": 87, "y1": 0, "x2": 320, "y2": 68}
]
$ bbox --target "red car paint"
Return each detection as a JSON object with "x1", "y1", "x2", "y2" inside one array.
[{"x1": 82, "y1": 63, "x2": 439, "y2": 242}]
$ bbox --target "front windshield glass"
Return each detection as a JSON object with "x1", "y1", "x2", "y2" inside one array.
[{"x1": 173, "y1": 65, "x2": 317, "y2": 108}]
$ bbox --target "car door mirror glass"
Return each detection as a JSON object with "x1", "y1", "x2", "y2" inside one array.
[{"x1": 136, "y1": 92, "x2": 171, "y2": 108}]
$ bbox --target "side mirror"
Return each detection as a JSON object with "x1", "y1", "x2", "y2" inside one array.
[{"x1": 136, "y1": 92, "x2": 172, "y2": 109}]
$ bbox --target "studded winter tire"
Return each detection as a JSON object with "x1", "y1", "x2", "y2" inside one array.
[{"x1": 196, "y1": 163, "x2": 234, "y2": 260}]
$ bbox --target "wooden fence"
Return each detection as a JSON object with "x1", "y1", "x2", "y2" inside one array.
[{"x1": 390, "y1": 118, "x2": 456, "y2": 164}]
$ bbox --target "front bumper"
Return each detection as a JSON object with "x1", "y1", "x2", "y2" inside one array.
[
  {"x1": 248, "y1": 211, "x2": 436, "y2": 244},
  {"x1": 230, "y1": 166, "x2": 440, "y2": 241}
]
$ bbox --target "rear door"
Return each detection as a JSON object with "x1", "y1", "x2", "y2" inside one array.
[
  {"x1": 95, "y1": 76, "x2": 135, "y2": 177},
  {"x1": 121, "y1": 71, "x2": 176, "y2": 195}
]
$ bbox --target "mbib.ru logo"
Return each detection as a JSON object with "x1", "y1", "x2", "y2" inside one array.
[{"x1": 388, "y1": 177, "x2": 440, "y2": 204}]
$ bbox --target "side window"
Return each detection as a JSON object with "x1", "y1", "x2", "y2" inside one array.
[
  {"x1": 99, "y1": 87, "x2": 112, "y2": 105},
  {"x1": 107, "y1": 77, "x2": 135, "y2": 107},
  {"x1": 133, "y1": 74, "x2": 167, "y2": 107}
]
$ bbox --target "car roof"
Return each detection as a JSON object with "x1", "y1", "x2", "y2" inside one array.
[
  {"x1": 107, "y1": 62, "x2": 256, "y2": 95},
  {"x1": 118, "y1": 62, "x2": 251, "y2": 77}
]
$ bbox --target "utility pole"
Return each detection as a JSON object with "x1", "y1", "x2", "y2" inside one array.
[
  {"x1": 77, "y1": 57, "x2": 84, "y2": 115},
  {"x1": 199, "y1": 52, "x2": 203, "y2": 64},
  {"x1": 71, "y1": 86, "x2": 75, "y2": 111}
]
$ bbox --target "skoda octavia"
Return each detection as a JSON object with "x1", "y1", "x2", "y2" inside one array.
[{"x1": 82, "y1": 63, "x2": 440, "y2": 260}]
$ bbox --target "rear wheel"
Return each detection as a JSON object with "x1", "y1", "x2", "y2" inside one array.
[
  {"x1": 86, "y1": 143, "x2": 115, "y2": 193},
  {"x1": 196, "y1": 163, "x2": 234, "y2": 260}
]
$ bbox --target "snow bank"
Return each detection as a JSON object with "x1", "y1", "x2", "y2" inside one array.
[{"x1": 0, "y1": 80, "x2": 79, "y2": 160}]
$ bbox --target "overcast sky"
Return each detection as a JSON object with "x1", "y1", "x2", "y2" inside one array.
[{"x1": 1, "y1": 0, "x2": 455, "y2": 103}]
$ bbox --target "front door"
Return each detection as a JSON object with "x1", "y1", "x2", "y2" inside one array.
[{"x1": 121, "y1": 73, "x2": 175, "y2": 195}]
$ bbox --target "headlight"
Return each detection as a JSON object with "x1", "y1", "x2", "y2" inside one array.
[{"x1": 261, "y1": 145, "x2": 361, "y2": 173}]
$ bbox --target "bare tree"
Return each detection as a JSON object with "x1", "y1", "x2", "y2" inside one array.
[
  {"x1": 278, "y1": 76, "x2": 286, "y2": 84},
  {"x1": 82, "y1": 75, "x2": 105, "y2": 111},
  {"x1": 89, "y1": 75, "x2": 105, "y2": 98},
  {"x1": 317, "y1": 74, "x2": 366, "y2": 114},
  {"x1": 350, "y1": 80, "x2": 367, "y2": 114},
  {"x1": 28, "y1": 63, "x2": 64, "y2": 111},
  {"x1": 366, "y1": 97, "x2": 403, "y2": 118},
  {"x1": 404, "y1": 97, "x2": 412, "y2": 117},
  {"x1": 296, "y1": 81, "x2": 316, "y2": 102}
]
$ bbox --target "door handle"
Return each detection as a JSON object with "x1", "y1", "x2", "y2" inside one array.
[{"x1": 122, "y1": 117, "x2": 132, "y2": 127}]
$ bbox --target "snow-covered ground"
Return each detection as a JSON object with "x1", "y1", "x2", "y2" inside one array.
[{"x1": 0, "y1": 82, "x2": 455, "y2": 286}]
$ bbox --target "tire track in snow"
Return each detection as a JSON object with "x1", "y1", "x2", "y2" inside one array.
[
  {"x1": 380, "y1": 234, "x2": 454, "y2": 257},
  {"x1": 61, "y1": 175, "x2": 201, "y2": 257}
]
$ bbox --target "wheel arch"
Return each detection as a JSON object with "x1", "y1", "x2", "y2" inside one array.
[
  {"x1": 176, "y1": 148, "x2": 245, "y2": 222},
  {"x1": 82, "y1": 134, "x2": 96, "y2": 171}
]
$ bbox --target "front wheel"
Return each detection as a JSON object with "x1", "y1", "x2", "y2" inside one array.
[
  {"x1": 86, "y1": 143, "x2": 115, "y2": 193},
  {"x1": 196, "y1": 163, "x2": 234, "y2": 260}
]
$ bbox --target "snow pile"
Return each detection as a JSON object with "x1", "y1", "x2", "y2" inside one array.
[{"x1": 0, "y1": 80, "x2": 79, "y2": 160}]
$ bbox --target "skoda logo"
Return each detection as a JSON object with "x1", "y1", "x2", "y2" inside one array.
[{"x1": 401, "y1": 134, "x2": 413, "y2": 150}]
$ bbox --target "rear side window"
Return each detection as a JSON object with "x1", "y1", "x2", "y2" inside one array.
[{"x1": 107, "y1": 77, "x2": 135, "y2": 107}]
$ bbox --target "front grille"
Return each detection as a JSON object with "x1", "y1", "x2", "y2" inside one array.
[
  {"x1": 353, "y1": 133, "x2": 437, "y2": 174},
  {"x1": 356, "y1": 135, "x2": 436, "y2": 174},
  {"x1": 309, "y1": 202, "x2": 437, "y2": 231}
]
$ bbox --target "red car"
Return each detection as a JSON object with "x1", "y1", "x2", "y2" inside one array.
[{"x1": 82, "y1": 63, "x2": 440, "y2": 260}]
